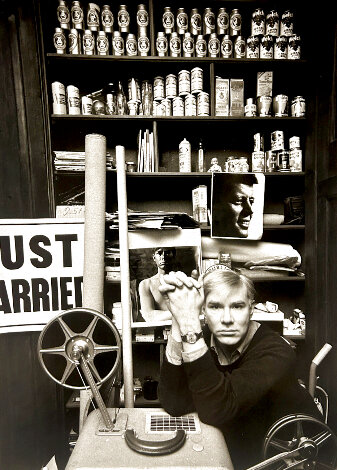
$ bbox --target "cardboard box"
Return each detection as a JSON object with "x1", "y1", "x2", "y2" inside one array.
[
  {"x1": 215, "y1": 77, "x2": 229, "y2": 116},
  {"x1": 257, "y1": 71, "x2": 273, "y2": 97},
  {"x1": 198, "y1": 185, "x2": 208, "y2": 224},
  {"x1": 230, "y1": 79, "x2": 244, "y2": 116}
]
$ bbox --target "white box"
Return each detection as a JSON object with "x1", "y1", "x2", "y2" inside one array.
[
  {"x1": 257, "y1": 71, "x2": 273, "y2": 97},
  {"x1": 230, "y1": 79, "x2": 244, "y2": 116},
  {"x1": 215, "y1": 77, "x2": 229, "y2": 116},
  {"x1": 198, "y1": 185, "x2": 208, "y2": 224},
  {"x1": 192, "y1": 187, "x2": 200, "y2": 221}
]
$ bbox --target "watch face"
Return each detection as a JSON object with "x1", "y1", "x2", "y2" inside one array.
[{"x1": 186, "y1": 332, "x2": 197, "y2": 343}]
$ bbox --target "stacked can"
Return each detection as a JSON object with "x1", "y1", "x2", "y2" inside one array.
[
  {"x1": 289, "y1": 136, "x2": 303, "y2": 172},
  {"x1": 137, "y1": 4, "x2": 150, "y2": 57},
  {"x1": 252, "y1": 132, "x2": 265, "y2": 172}
]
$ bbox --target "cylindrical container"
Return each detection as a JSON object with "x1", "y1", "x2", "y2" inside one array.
[
  {"x1": 246, "y1": 35, "x2": 259, "y2": 58},
  {"x1": 251, "y1": 8, "x2": 265, "y2": 36},
  {"x1": 265, "y1": 150, "x2": 278, "y2": 172},
  {"x1": 138, "y1": 35, "x2": 150, "y2": 56},
  {"x1": 126, "y1": 33, "x2": 138, "y2": 56},
  {"x1": 280, "y1": 10, "x2": 294, "y2": 36},
  {"x1": 251, "y1": 151, "x2": 265, "y2": 172},
  {"x1": 112, "y1": 31, "x2": 124, "y2": 56},
  {"x1": 53, "y1": 27, "x2": 66, "y2": 54},
  {"x1": 191, "y1": 67, "x2": 203, "y2": 94},
  {"x1": 271, "y1": 130, "x2": 285, "y2": 151},
  {"x1": 203, "y1": 8, "x2": 215, "y2": 35},
  {"x1": 266, "y1": 10, "x2": 279, "y2": 36},
  {"x1": 154, "y1": 101, "x2": 164, "y2": 117},
  {"x1": 183, "y1": 32, "x2": 194, "y2": 57},
  {"x1": 260, "y1": 35, "x2": 273, "y2": 58},
  {"x1": 97, "y1": 31, "x2": 109, "y2": 55},
  {"x1": 234, "y1": 35, "x2": 246, "y2": 58},
  {"x1": 154, "y1": 76, "x2": 165, "y2": 101},
  {"x1": 162, "y1": 98, "x2": 172, "y2": 116},
  {"x1": 221, "y1": 35, "x2": 233, "y2": 58},
  {"x1": 208, "y1": 33, "x2": 220, "y2": 57},
  {"x1": 137, "y1": 4, "x2": 149, "y2": 33},
  {"x1": 67, "y1": 85, "x2": 81, "y2": 114},
  {"x1": 197, "y1": 91, "x2": 210, "y2": 116},
  {"x1": 245, "y1": 98, "x2": 256, "y2": 116},
  {"x1": 81, "y1": 95, "x2": 93, "y2": 114},
  {"x1": 177, "y1": 7, "x2": 188, "y2": 35},
  {"x1": 239, "y1": 157, "x2": 249, "y2": 172},
  {"x1": 101, "y1": 5, "x2": 114, "y2": 33},
  {"x1": 162, "y1": 6, "x2": 174, "y2": 34},
  {"x1": 128, "y1": 78, "x2": 140, "y2": 102},
  {"x1": 191, "y1": 8, "x2": 202, "y2": 36},
  {"x1": 82, "y1": 29, "x2": 95, "y2": 55},
  {"x1": 106, "y1": 92, "x2": 117, "y2": 115},
  {"x1": 71, "y1": 1, "x2": 84, "y2": 29},
  {"x1": 52, "y1": 81, "x2": 67, "y2": 114},
  {"x1": 254, "y1": 133, "x2": 264, "y2": 152},
  {"x1": 57, "y1": 0, "x2": 71, "y2": 29},
  {"x1": 274, "y1": 36, "x2": 288, "y2": 59},
  {"x1": 127, "y1": 100, "x2": 138, "y2": 115},
  {"x1": 166, "y1": 74, "x2": 177, "y2": 99},
  {"x1": 173, "y1": 96, "x2": 184, "y2": 116},
  {"x1": 278, "y1": 150, "x2": 290, "y2": 171},
  {"x1": 291, "y1": 96, "x2": 306, "y2": 117},
  {"x1": 169, "y1": 32, "x2": 181, "y2": 57},
  {"x1": 185, "y1": 93, "x2": 197, "y2": 116},
  {"x1": 156, "y1": 32, "x2": 168, "y2": 56},
  {"x1": 179, "y1": 138, "x2": 191, "y2": 172},
  {"x1": 230, "y1": 9, "x2": 241, "y2": 36},
  {"x1": 217, "y1": 7, "x2": 229, "y2": 35},
  {"x1": 257, "y1": 95, "x2": 272, "y2": 116},
  {"x1": 87, "y1": 3, "x2": 100, "y2": 31},
  {"x1": 288, "y1": 35, "x2": 301, "y2": 60},
  {"x1": 195, "y1": 35, "x2": 207, "y2": 57},
  {"x1": 69, "y1": 28, "x2": 81, "y2": 54},
  {"x1": 198, "y1": 140, "x2": 205, "y2": 172},
  {"x1": 118, "y1": 5, "x2": 130, "y2": 33},
  {"x1": 289, "y1": 136, "x2": 300, "y2": 149},
  {"x1": 178, "y1": 70, "x2": 191, "y2": 96},
  {"x1": 289, "y1": 149, "x2": 303, "y2": 172},
  {"x1": 273, "y1": 94, "x2": 288, "y2": 116}
]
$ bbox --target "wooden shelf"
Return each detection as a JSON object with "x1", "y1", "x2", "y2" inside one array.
[{"x1": 55, "y1": 170, "x2": 305, "y2": 177}]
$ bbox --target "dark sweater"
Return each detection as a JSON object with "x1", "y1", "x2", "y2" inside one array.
[{"x1": 158, "y1": 324, "x2": 321, "y2": 469}]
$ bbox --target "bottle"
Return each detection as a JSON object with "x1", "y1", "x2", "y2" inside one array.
[
  {"x1": 116, "y1": 81, "x2": 127, "y2": 115},
  {"x1": 57, "y1": 0, "x2": 71, "y2": 29},
  {"x1": 198, "y1": 139, "x2": 205, "y2": 172},
  {"x1": 105, "y1": 83, "x2": 117, "y2": 115},
  {"x1": 179, "y1": 138, "x2": 191, "y2": 172}
]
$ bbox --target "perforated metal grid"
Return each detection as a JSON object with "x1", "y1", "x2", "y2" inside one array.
[{"x1": 145, "y1": 412, "x2": 201, "y2": 434}]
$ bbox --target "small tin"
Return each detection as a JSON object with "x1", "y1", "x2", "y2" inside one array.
[
  {"x1": 203, "y1": 8, "x2": 216, "y2": 35},
  {"x1": 126, "y1": 33, "x2": 138, "y2": 56},
  {"x1": 195, "y1": 35, "x2": 207, "y2": 57},
  {"x1": 254, "y1": 133, "x2": 264, "y2": 152},
  {"x1": 273, "y1": 94, "x2": 289, "y2": 117},
  {"x1": 162, "y1": 6, "x2": 174, "y2": 34},
  {"x1": 118, "y1": 5, "x2": 130, "y2": 33},
  {"x1": 217, "y1": 7, "x2": 229, "y2": 35},
  {"x1": 251, "y1": 8, "x2": 265, "y2": 36},
  {"x1": 271, "y1": 130, "x2": 285, "y2": 151},
  {"x1": 112, "y1": 31, "x2": 124, "y2": 56},
  {"x1": 179, "y1": 138, "x2": 191, "y2": 172},
  {"x1": 289, "y1": 136, "x2": 300, "y2": 149},
  {"x1": 82, "y1": 29, "x2": 95, "y2": 55},
  {"x1": 127, "y1": 100, "x2": 139, "y2": 115},
  {"x1": 288, "y1": 35, "x2": 301, "y2": 60},
  {"x1": 230, "y1": 9, "x2": 241, "y2": 36},
  {"x1": 265, "y1": 150, "x2": 278, "y2": 172},
  {"x1": 177, "y1": 7, "x2": 188, "y2": 35},
  {"x1": 191, "y1": 8, "x2": 202, "y2": 35},
  {"x1": 257, "y1": 95, "x2": 272, "y2": 116},
  {"x1": 154, "y1": 76, "x2": 165, "y2": 101},
  {"x1": 246, "y1": 35, "x2": 259, "y2": 58},
  {"x1": 183, "y1": 33, "x2": 195, "y2": 57},
  {"x1": 245, "y1": 98, "x2": 256, "y2": 117},
  {"x1": 221, "y1": 35, "x2": 233, "y2": 58},
  {"x1": 87, "y1": 3, "x2": 100, "y2": 32},
  {"x1": 155, "y1": 101, "x2": 165, "y2": 117},
  {"x1": 185, "y1": 93, "x2": 197, "y2": 116},
  {"x1": 138, "y1": 35, "x2": 150, "y2": 56},
  {"x1": 280, "y1": 10, "x2": 294, "y2": 36},
  {"x1": 96, "y1": 31, "x2": 109, "y2": 55},
  {"x1": 169, "y1": 32, "x2": 181, "y2": 57},
  {"x1": 137, "y1": 4, "x2": 149, "y2": 29},
  {"x1": 251, "y1": 151, "x2": 265, "y2": 172},
  {"x1": 197, "y1": 91, "x2": 210, "y2": 116},
  {"x1": 166, "y1": 74, "x2": 177, "y2": 99},
  {"x1": 57, "y1": 0, "x2": 71, "y2": 29},
  {"x1": 52, "y1": 81, "x2": 67, "y2": 114},
  {"x1": 162, "y1": 98, "x2": 172, "y2": 116},
  {"x1": 208, "y1": 33, "x2": 220, "y2": 57},
  {"x1": 289, "y1": 149, "x2": 303, "y2": 172},
  {"x1": 234, "y1": 35, "x2": 246, "y2": 58},
  {"x1": 178, "y1": 70, "x2": 191, "y2": 97},
  {"x1": 291, "y1": 96, "x2": 306, "y2": 117},
  {"x1": 191, "y1": 67, "x2": 203, "y2": 94},
  {"x1": 260, "y1": 35, "x2": 274, "y2": 59},
  {"x1": 173, "y1": 97, "x2": 184, "y2": 116},
  {"x1": 278, "y1": 150, "x2": 290, "y2": 171},
  {"x1": 156, "y1": 32, "x2": 168, "y2": 57},
  {"x1": 266, "y1": 10, "x2": 279, "y2": 36},
  {"x1": 81, "y1": 95, "x2": 93, "y2": 115},
  {"x1": 69, "y1": 28, "x2": 81, "y2": 54},
  {"x1": 53, "y1": 27, "x2": 66, "y2": 54},
  {"x1": 67, "y1": 85, "x2": 80, "y2": 115},
  {"x1": 71, "y1": 1, "x2": 84, "y2": 30},
  {"x1": 101, "y1": 5, "x2": 114, "y2": 33},
  {"x1": 274, "y1": 36, "x2": 288, "y2": 59}
]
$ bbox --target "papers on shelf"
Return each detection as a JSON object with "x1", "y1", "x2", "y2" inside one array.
[
  {"x1": 53, "y1": 151, "x2": 114, "y2": 171},
  {"x1": 106, "y1": 211, "x2": 200, "y2": 230}
]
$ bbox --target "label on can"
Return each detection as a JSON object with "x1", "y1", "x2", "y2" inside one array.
[
  {"x1": 280, "y1": 11, "x2": 293, "y2": 36},
  {"x1": 208, "y1": 36, "x2": 220, "y2": 57},
  {"x1": 166, "y1": 74, "x2": 177, "y2": 98},
  {"x1": 288, "y1": 35, "x2": 301, "y2": 60},
  {"x1": 266, "y1": 11, "x2": 279, "y2": 36},
  {"x1": 177, "y1": 11, "x2": 188, "y2": 32},
  {"x1": 257, "y1": 95, "x2": 272, "y2": 116},
  {"x1": 87, "y1": 5, "x2": 100, "y2": 30},
  {"x1": 69, "y1": 30, "x2": 80, "y2": 54},
  {"x1": 291, "y1": 97, "x2": 306, "y2": 117},
  {"x1": 67, "y1": 85, "x2": 80, "y2": 115},
  {"x1": 163, "y1": 11, "x2": 174, "y2": 31},
  {"x1": 170, "y1": 36, "x2": 181, "y2": 55},
  {"x1": 57, "y1": 5, "x2": 70, "y2": 27},
  {"x1": 101, "y1": 8, "x2": 114, "y2": 31},
  {"x1": 273, "y1": 94, "x2": 288, "y2": 117},
  {"x1": 154, "y1": 77, "x2": 165, "y2": 101},
  {"x1": 156, "y1": 35, "x2": 168, "y2": 55},
  {"x1": 234, "y1": 36, "x2": 246, "y2": 58},
  {"x1": 251, "y1": 151, "x2": 265, "y2": 172},
  {"x1": 83, "y1": 31, "x2": 95, "y2": 54},
  {"x1": 183, "y1": 36, "x2": 195, "y2": 55},
  {"x1": 162, "y1": 98, "x2": 172, "y2": 116},
  {"x1": 254, "y1": 133, "x2": 264, "y2": 152},
  {"x1": 137, "y1": 9, "x2": 149, "y2": 27},
  {"x1": 260, "y1": 35, "x2": 273, "y2": 58},
  {"x1": 271, "y1": 130, "x2": 285, "y2": 151},
  {"x1": 230, "y1": 11, "x2": 242, "y2": 35},
  {"x1": 191, "y1": 12, "x2": 202, "y2": 34},
  {"x1": 278, "y1": 150, "x2": 290, "y2": 171},
  {"x1": 52, "y1": 81, "x2": 67, "y2": 114},
  {"x1": 195, "y1": 37, "x2": 207, "y2": 57},
  {"x1": 289, "y1": 136, "x2": 300, "y2": 149},
  {"x1": 185, "y1": 93, "x2": 197, "y2": 116},
  {"x1": 126, "y1": 36, "x2": 137, "y2": 56},
  {"x1": 113, "y1": 36, "x2": 124, "y2": 55},
  {"x1": 172, "y1": 97, "x2": 184, "y2": 116},
  {"x1": 245, "y1": 103, "x2": 257, "y2": 116},
  {"x1": 179, "y1": 139, "x2": 191, "y2": 172},
  {"x1": 81, "y1": 96, "x2": 93, "y2": 115},
  {"x1": 265, "y1": 150, "x2": 278, "y2": 172},
  {"x1": 251, "y1": 8, "x2": 265, "y2": 36},
  {"x1": 221, "y1": 37, "x2": 233, "y2": 57},
  {"x1": 191, "y1": 68, "x2": 203, "y2": 94},
  {"x1": 274, "y1": 36, "x2": 288, "y2": 59},
  {"x1": 71, "y1": 4, "x2": 84, "y2": 28},
  {"x1": 218, "y1": 11, "x2": 229, "y2": 32},
  {"x1": 118, "y1": 10, "x2": 130, "y2": 29},
  {"x1": 106, "y1": 94, "x2": 117, "y2": 115},
  {"x1": 197, "y1": 92, "x2": 210, "y2": 116},
  {"x1": 53, "y1": 30, "x2": 66, "y2": 53},
  {"x1": 97, "y1": 35, "x2": 109, "y2": 55},
  {"x1": 178, "y1": 70, "x2": 191, "y2": 96},
  {"x1": 204, "y1": 10, "x2": 216, "y2": 32},
  {"x1": 246, "y1": 36, "x2": 259, "y2": 58},
  {"x1": 138, "y1": 36, "x2": 150, "y2": 55},
  {"x1": 289, "y1": 149, "x2": 302, "y2": 172}
]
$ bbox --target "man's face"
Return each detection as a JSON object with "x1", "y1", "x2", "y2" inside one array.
[
  {"x1": 222, "y1": 183, "x2": 255, "y2": 237},
  {"x1": 153, "y1": 248, "x2": 175, "y2": 272},
  {"x1": 204, "y1": 284, "x2": 252, "y2": 352}
]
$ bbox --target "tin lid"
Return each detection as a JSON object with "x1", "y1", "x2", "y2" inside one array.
[
  {"x1": 119, "y1": 5, "x2": 127, "y2": 9},
  {"x1": 127, "y1": 33, "x2": 136, "y2": 39},
  {"x1": 171, "y1": 31, "x2": 178, "y2": 37},
  {"x1": 184, "y1": 32, "x2": 192, "y2": 37},
  {"x1": 113, "y1": 30, "x2": 121, "y2": 37},
  {"x1": 157, "y1": 31, "x2": 166, "y2": 37},
  {"x1": 196, "y1": 34, "x2": 205, "y2": 40},
  {"x1": 210, "y1": 32, "x2": 218, "y2": 38},
  {"x1": 138, "y1": 4, "x2": 146, "y2": 9},
  {"x1": 218, "y1": 7, "x2": 226, "y2": 12},
  {"x1": 55, "y1": 27, "x2": 63, "y2": 32},
  {"x1": 191, "y1": 8, "x2": 199, "y2": 14},
  {"x1": 164, "y1": 7, "x2": 171, "y2": 11},
  {"x1": 246, "y1": 98, "x2": 255, "y2": 105},
  {"x1": 102, "y1": 5, "x2": 111, "y2": 9},
  {"x1": 177, "y1": 7, "x2": 185, "y2": 12},
  {"x1": 98, "y1": 31, "x2": 106, "y2": 36}
]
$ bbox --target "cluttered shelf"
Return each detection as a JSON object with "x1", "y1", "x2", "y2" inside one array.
[{"x1": 54, "y1": 170, "x2": 305, "y2": 177}]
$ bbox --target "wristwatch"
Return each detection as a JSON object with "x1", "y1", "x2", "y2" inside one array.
[{"x1": 181, "y1": 331, "x2": 203, "y2": 344}]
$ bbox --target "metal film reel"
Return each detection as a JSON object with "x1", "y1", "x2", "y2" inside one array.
[{"x1": 38, "y1": 308, "x2": 121, "y2": 390}]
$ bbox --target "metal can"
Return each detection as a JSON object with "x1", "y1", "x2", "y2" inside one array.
[
  {"x1": 230, "y1": 9, "x2": 241, "y2": 36},
  {"x1": 101, "y1": 5, "x2": 114, "y2": 33},
  {"x1": 234, "y1": 35, "x2": 246, "y2": 58},
  {"x1": 137, "y1": 4, "x2": 149, "y2": 30},
  {"x1": 66, "y1": 85, "x2": 80, "y2": 115},
  {"x1": 178, "y1": 70, "x2": 191, "y2": 97},
  {"x1": 183, "y1": 33, "x2": 195, "y2": 57},
  {"x1": 289, "y1": 136, "x2": 300, "y2": 149},
  {"x1": 245, "y1": 98, "x2": 256, "y2": 117},
  {"x1": 156, "y1": 32, "x2": 168, "y2": 57},
  {"x1": 191, "y1": 67, "x2": 203, "y2": 94},
  {"x1": 266, "y1": 10, "x2": 279, "y2": 36},
  {"x1": 274, "y1": 36, "x2": 288, "y2": 59},
  {"x1": 87, "y1": 3, "x2": 100, "y2": 31},
  {"x1": 179, "y1": 138, "x2": 191, "y2": 172},
  {"x1": 221, "y1": 35, "x2": 233, "y2": 58},
  {"x1": 162, "y1": 98, "x2": 172, "y2": 116},
  {"x1": 217, "y1": 7, "x2": 229, "y2": 35},
  {"x1": 97, "y1": 31, "x2": 109, "y2": 55},
  {"x1": 271, "y1": 130, "x2": 285, "y2": 151},
  {"x1": 152, "y1": 100, "x2": 158, "y2": 116},
  {"x1": 289, "y1": 149, "x2": 303, "y2": 172},
  {"x1": 278, "y1": 150, "x2": 290, "y2": 171},
  {"x1": 260, "y1": 35, "x2": 273, "y2": 59},
  {"x1": 57, "y1": 0, "x2": 71, "y2": 29},
  {"x1": 251, "y1": 151, "x2": 265, "y2": 172},
  {"x1": 273, "y1": 94, "x2": 288, "y2": 117},
  {"x1": 166, "y1": 74, "x2": 177, "y2": 99},
  {"x1": 251, "y1": 8, "x2": 265, "y2": 36},
  {"x1": 203, "y1": 8, "x2": 215, "y2": 35},
  {"x1": 265, "y1": 150, "x2": 278, "y2": 172},
  {"x1": 280, "y1": 10, "x2": 293, "y2": 36},
  {"x1": 126, "y1": 33, "x2": 137, "y2": 56},
  {"x1": 52, "y1": 81, "x2": 67, "y2": 114},
  {"x1": 71, "y1": 1, "x2": 84, "y2": 29},
  {"x1": 53, "y1": 27, "x2": 66, "y2": 54},
  {"x1": 288, "y1": 35, "x2": 301, "y2": 60},
  {"x1": 246, "y1": 35, "x2": 259, "y2": 58},
  {"x1": 127, "y1": 100, "x2": 138, "y2": 116},
  {"x1": 291, "y1": 96, "x2": 306, "y2": 117},
  {"x1": 197, "y1": 91, "x2": 210, "y2": 116},
  {"x1": 254, "y1": 133, "x2": 264, "y2": 152},
  {"x1": 112, "y1": 31, "x2": 124, "y2": 56},
  {"x1": 208, "y1": 33, "x2": 220, "y2": 57},
  {"x1": 68, "y1": 28, "x2": 81, "y2": 54},
  {"x1": 162, "y1": 6, "x2": 174, "y2": 34},
  {"x1": 195, "y1": 35, "x2": 207, "y2": 57},
  {"x1": 190, "y1": 8, "x2": 201, "y2": 36},
  {"x1": 81, "y1": 95, "x2": 93, "y2": 114},
  {"x1": 177, "y1": 8, "x2": 188, "y2": 35},
  {"x1": 138, "y1": 35, "x2": 150, "y2": 56},
  {"x1": 257, "y1": 95, "x2": 272, "y2": 116},
  {"x1": 169, "y1": 32, "x2": 181, "y2": 57},
  {"x1": 105, "y1": 93, "x2": 117, "y2": 115},
  {"x1": 82, "y1": 29, "x2": 95, "y2": 55},
  {"x1": 185, "y1": 93, "x2": 197, "y2": 116},
  {"x1": 118, "y1": 5, "x2": 130, "y2": 33},
  {"x1": 154, "y1": 76, "x2": 165, "y2": 101}
]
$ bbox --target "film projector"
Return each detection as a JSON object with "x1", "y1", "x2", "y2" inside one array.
[{"x1": 38, "y1": 137, "x2": 337, "y2": 470}]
